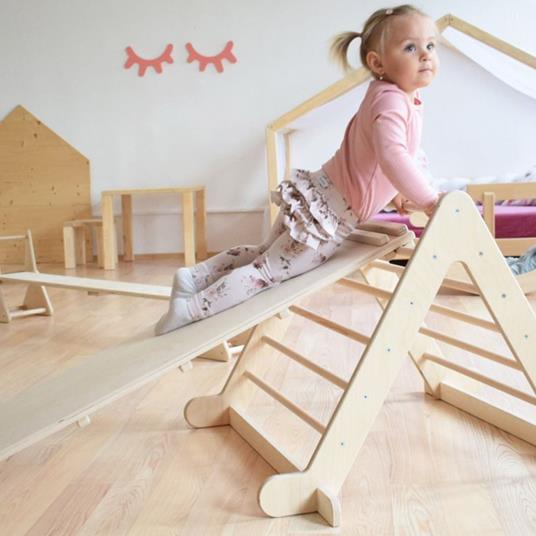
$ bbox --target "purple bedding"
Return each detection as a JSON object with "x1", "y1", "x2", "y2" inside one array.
[{"x1": 373, "y1": 205, "x2": 536, "y2": 238}]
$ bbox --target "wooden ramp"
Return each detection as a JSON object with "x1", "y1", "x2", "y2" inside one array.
[
  {"x1": 0, "y1": 272, "x2": 171, "y2": 300},
  {"x1": 0, "y1": 226, "x2": 411, "y2": 462}
]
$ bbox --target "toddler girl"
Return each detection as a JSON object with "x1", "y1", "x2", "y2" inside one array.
[{"x1": 156, "y1": 4, "x2": 440, "y2": 335}]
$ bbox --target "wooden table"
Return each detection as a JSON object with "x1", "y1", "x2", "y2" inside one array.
[{"x1": 101, "y1": 186, "x2": 207, "y2": 270}]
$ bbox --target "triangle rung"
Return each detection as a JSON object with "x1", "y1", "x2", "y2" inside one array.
[
  {"x1": 369, "y1": 259, "x2": 479, "y2": 294},
  {"x1": 262, "y1": 335, "x2": 348, "y2": 389},
  {"x1": 338, "y1": 278, "x2": 499, "y2": 331},
  {"x1": 244, "y1": 370, "x2": 327, "y2": 434},
  {"x1": 424, "y1": 353, "x2": 536, "y2": 405},
  {"x1": 289, "y1": 305, "x2": 370, "y2": 345},
  {"x1": 419, "y1": 327, "x2": 522, "y2": 370}
]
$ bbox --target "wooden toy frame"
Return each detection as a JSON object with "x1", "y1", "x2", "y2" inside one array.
[
  {"x1": 185, "y1": 191, "x2": 536, "y2": 526},
  {"x1": 1, "y1": 193, "x2": 534, "y2": 528}
]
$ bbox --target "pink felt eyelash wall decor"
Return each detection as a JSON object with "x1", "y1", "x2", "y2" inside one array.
[
  {"x1": 124, "y1": 41, "x2": 237, "y2": 76},
  {"x1": 124, "y1": 44, "x2": 174, "y2": 77},
  {"x1": 185, "y1": 41, "x2": 237, "y2": 73}
]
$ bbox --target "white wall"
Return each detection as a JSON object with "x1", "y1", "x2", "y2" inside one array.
[{"x1": 1, "y1": 0, "x2": 535, "y2": 253}]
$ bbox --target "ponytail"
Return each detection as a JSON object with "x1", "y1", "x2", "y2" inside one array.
[{"x1": 330, "y1": 32, "x2": 362, "y2": 73}]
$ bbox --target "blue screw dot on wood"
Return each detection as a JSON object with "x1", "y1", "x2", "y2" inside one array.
[
  {"x1": 525, "y1": 334, "x2": 529, "y2": 339},
  {"x1": 432, "y1": 254, "x2": 438, "y2": 260},
  {"x1": 479, "y1": 251, "x2": 484, "y2": 256},
  {"x1": 501, "y1": 293, "x2": 507, "y2": 298},
  {"x1": 364, "y1": 395, "x2": 368, "y2": 399},
  {"x1": 387, "y1": 348, "x2": 391, "y2": 352},
  {"x1": 455, "y1": 208, "x2": 460, "y2": 213}
]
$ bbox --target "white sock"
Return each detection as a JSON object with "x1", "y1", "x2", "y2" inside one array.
[
  {"x1": 172, "y1": 267, "x2": 198, "y2": 298},
  {"x1": 154, "y1": 298, "x2": 194, "y2": 335}
]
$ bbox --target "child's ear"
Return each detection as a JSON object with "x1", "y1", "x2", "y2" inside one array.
[{"x1": 366, "y1": 51, "x2": 384, "y2": 78}]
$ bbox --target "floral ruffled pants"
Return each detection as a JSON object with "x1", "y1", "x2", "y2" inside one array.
[{"x1": 186, "y1": 169, "x2": 358, "y2": 320}]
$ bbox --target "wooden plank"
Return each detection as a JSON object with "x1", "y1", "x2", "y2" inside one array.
[
  {"x1": 0, "y1": 272, "x2": 172, "y2": 300},
  {"x1": 0, "y1": 233, "x2": 411, "y2": 461},
  {"x1": 449, "y1": 14, "x2": 536, "y2": 69},
  {"x1": 269, "y1": 67, "x2": 371, "y2": 131}
]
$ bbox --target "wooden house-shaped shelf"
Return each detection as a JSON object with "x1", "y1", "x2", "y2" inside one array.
[{"x1": 0, "y1": 106, "x2": 91, "y2": 264}]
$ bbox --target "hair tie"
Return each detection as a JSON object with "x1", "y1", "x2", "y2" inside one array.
[{"x1": 385, "y1": 8, "x2": 394, "y2": 15}]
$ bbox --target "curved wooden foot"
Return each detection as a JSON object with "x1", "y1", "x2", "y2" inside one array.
[
  {"x1": 316, "y1": 487, "x2": 341, "y2": 527},
  {"x1": 258, "y1": 472, "x2": 340, "y2": 526},
  {"x1": 184, "y1": 394, "x2": 229, "y2": 428}
]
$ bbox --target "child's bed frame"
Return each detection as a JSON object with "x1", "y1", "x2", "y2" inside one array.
[
  {"x1": 1, "y1": 192, "x2": 535, "y2": 527},
  {"x1": 466, "y1": 181, "x2": 536, "y2": 256},
  {"x1": 395, "y1": 182, "x2": 536, "y2": 294}
]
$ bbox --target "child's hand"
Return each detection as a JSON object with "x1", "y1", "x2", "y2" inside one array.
[
  {"x1": 392, "y1": 193, "x2": 408, "y2": 215},
  {"x1": 423, "y1": 192, "x2": 445, "y2": 217}
]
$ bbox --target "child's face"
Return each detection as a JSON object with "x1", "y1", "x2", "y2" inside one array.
[{"x1": 373, "y1": 14, "x2": 439, "y2": 96}]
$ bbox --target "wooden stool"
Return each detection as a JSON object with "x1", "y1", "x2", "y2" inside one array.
[{"x1": 63, "y1": 219, "x2": 117, "y2": 269}]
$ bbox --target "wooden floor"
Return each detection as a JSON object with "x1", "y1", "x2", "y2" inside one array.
[{"x1": 0, "y1": 258, "x2": 535, "y2": 535}]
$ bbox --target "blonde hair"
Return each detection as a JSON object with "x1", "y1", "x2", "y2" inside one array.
[{"x1": 330, "y1": 5, "x2": 429, "y2": 73}]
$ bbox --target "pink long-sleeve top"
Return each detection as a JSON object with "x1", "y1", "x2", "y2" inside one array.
[{"x1": 322, "y1": 80, "x2": 438, "y2": 222}]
